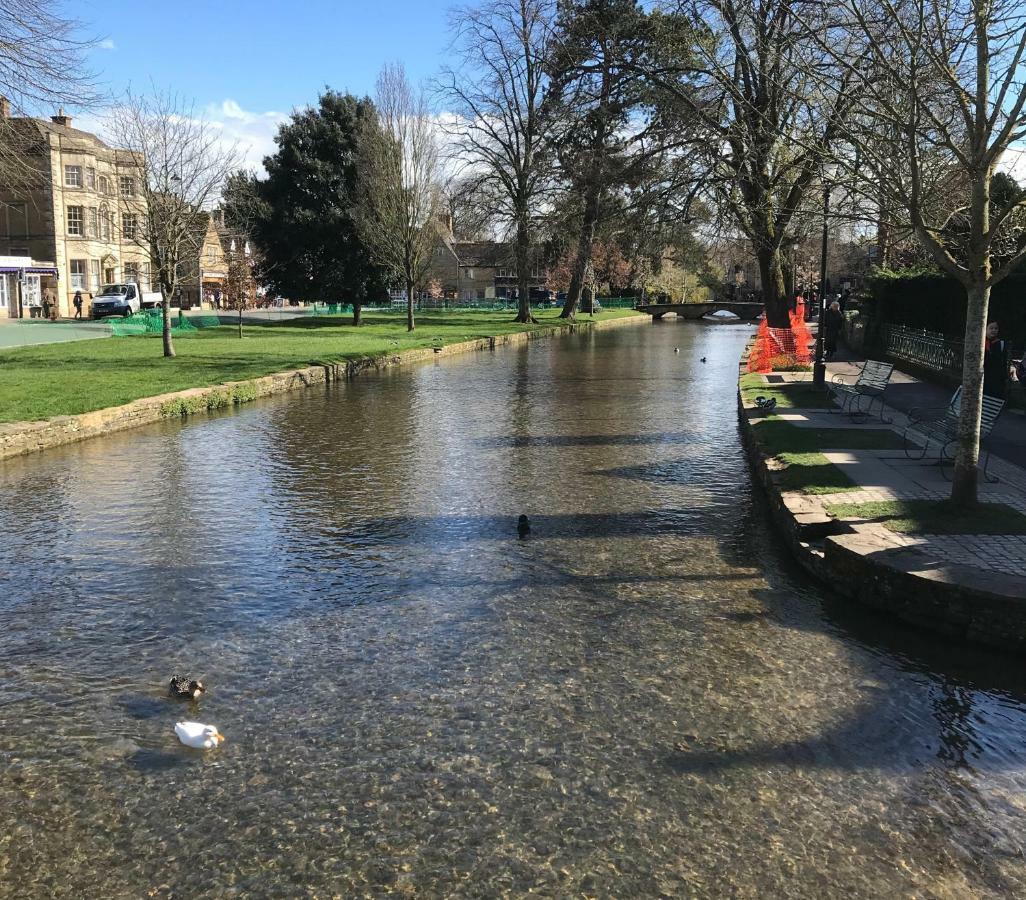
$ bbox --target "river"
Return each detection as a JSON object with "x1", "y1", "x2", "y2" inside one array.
[{"x1": 1, "y1": 321, "x2": 1026, "y2": 898}]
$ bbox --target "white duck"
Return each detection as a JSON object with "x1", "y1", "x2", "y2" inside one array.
[{"x1": 175, "y1": 721, "x2": 225, "y2": 749}]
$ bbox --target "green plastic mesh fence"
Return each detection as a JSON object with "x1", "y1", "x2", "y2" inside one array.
[
  {"x1": 190, "y1": 315, "x2": 221, "y2": 328},
  {"x1": 309, "y1": 303, "x2": 354, "y2": 315},
  {"x1": 109, "y1": 309, "x2": 202, "y2": 337}
]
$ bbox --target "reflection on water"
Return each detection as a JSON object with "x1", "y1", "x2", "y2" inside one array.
[{"x1": 2, "y1": 322, "x2": 1026, "y2": 897}]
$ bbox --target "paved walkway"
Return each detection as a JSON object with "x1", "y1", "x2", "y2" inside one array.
[
  {"x1": 762, "y1": 362, "x2": 1026, "y2": 580},
  {"x1": 828, "y1": 345, "x2": 1026, "y2": 469},
  {"x1": 0, "y1": 319, "x2": 112, "y2": 349}
]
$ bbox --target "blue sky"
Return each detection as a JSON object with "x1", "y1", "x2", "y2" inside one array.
[{"x1": 73, "y1": 0, "x2": 456, "y2": 166}]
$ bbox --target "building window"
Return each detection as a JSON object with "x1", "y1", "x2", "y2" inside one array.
[
  {"x1": 70, "y1": 259, "x2": 87, "y2": 290},
  {"x1": 7, "y1": 202, "x2": 28, "y2": 238},
  {"x1": 87, "y1": 208, "x2": 98, "y2": 238},
  {"x1": 119, "y1": 175, "x2": 135, "y2": 197},
  {"x1": 85, "y1": 167, "x2": 96, "y2": 190},
  {"x1": 464, "y1": 268, "x2": 474, "y2": 280},
  {"x1": 89, "y1": 259, "x2": 100, "y2": 291},
  {"x1": 123, "y1": 262, "x2": 140, "y2": 283},
  {"x1": 100, "y1": 206, "x2": 111, "y2": 241},
  {"x1": 67, "y1": 205, "x2": 83, "y2": 236},
  {"x1": 98, "y1": 175, "x2": 110, "y2": 196},
  {"x1": 122, "y1": 213, "x2": 137, "y2": 240},
  {"x1": 65, "y1": 165, "x2": 82, "y2": 187},
  {"x1": 0, "y1": 274, "x2": 8, "y2": 309}
]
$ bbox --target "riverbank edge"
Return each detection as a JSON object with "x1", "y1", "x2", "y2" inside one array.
[
  {"x1": 0, "y1": 313, "x2": 646, "y2": 462},
  {"x1": 736, "y1": 344, "x2": 1026, "y2": 653}
]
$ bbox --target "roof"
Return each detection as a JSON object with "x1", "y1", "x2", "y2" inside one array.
[
  {"x1": 452, "y1": 241, "x2": 512, "y2": 267},
  {"x1": 2, "y1": 116, "x2": 111, "y2": 152}
]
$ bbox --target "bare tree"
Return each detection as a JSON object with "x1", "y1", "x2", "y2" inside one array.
[
  {"x1": 830, "y1": 0, "x2": 1026, "y2": 505},
  {"x1": 0, "y1": 0, "x2": 99, "y2": 189},
  {"x1": 440, "y1": 0, "x2": 555, "y2": 323},
  {"x1": 105, "y1": 90, "x2": 240, "y2": 357},
  {"x1": 645, "y1": 1, "x2": 858, "y2": 329},
  {"x1": 360, "y1": 64, "x2": 444, "y2": 332},
  {"x1": 444, "y1": 177, "x2": 493, "y2": 241}
]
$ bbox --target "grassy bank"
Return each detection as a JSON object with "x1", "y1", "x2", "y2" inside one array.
[
  {"x1": 825, "y1": 499, "x2": 1026, "y2": 535},
  {"x1": 0, "y1": 309, "x2": 641, "y2": 423},
  {"x1": 749, "y1": 417, "x2": 903, "y2": 494}
]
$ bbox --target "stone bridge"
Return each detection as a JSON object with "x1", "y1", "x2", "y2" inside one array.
[{"x1": 636, "y1": 301, "x2": 764, "y2": 321}]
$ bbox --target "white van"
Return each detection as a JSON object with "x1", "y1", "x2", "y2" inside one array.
[{"x1": 91, "y1": 284, "x2": 163, "y2": 318}]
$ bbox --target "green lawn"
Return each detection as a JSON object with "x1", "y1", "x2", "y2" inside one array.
[
  {"x1": 739, "y1": 373, "x2": 834, "y2": 409},
  {"x1": 0, "y1": 309, "x2": 640, "y2": 423},
  {"x1": 751, "y1": 419, "x2": 906, "y2": 453},
  {"x1": 772, "y1": 452, "x2": 860, "y2": 494},
  {"x1": 750, "y1": 419, "x2": 901, "y2": 495},
  {"x1": 825, "y1": 500, "x2": 1026, "y2": 535}
]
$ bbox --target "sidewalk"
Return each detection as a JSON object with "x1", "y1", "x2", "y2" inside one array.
[
  {"x1": 0, "y1": 319, "x2": 112, "y2": 349},
  {"x1": 828, "y1": 344, "x2": 1026, "y2": 469},
  {"x1": 741, "y1": 352, "x2": 1026, "y2": 649}
]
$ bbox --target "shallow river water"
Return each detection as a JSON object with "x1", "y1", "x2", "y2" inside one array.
[{"x1": 2, "y1": 321, "x2": 1026, "y2": 898}]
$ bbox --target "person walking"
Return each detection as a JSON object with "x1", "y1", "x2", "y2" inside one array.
[
  {"x1": 823, "y1": 300, "x2": 844, "y2": 360},
  {"x1": 73, "y1": 290, "x2": 83, "y2": 320},
  {"x1": 983, "y1": 321, "x2": 1012, "y2": 399}
]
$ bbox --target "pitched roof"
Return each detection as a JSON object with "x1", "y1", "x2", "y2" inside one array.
[{"x1": 452, "y1": 241, "x2": 512, "y2": 267}]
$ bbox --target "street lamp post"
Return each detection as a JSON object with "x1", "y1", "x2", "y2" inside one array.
[{"x1": 813, "y1": 179, "x2": 831, "y2": 388}]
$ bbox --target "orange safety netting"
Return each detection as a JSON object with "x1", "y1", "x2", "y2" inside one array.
[{"x1": 746, "y1": 309, "x2": 814, "y2": 374}]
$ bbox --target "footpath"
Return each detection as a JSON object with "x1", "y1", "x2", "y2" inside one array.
[{"x1": 740, "y1": 344, "x2": 1026, "y2": 652}]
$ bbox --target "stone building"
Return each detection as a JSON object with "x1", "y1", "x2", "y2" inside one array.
[
  {"x1": 428, "y1": 225, "x2": 550, "y2": 301},
  {"x1": 0, "y1": 98, "x2": 149, "y2": 318}
]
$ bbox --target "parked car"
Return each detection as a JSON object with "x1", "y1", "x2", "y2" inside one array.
[{"x1": 91, "y1": 283, "x2": 161, "y2": 318}]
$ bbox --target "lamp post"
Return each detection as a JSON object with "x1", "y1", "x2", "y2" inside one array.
[{"x1": 812, "y1": 177, "x2": 832, "y2": 388}]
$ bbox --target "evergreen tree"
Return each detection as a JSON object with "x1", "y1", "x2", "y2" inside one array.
[{"x1": 253, "y1": 91, "x2": 389, "y2": 325}]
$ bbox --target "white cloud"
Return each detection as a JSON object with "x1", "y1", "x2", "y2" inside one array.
[
  {"x1": 202, "y1": 100, "x2": 290, "y2": 173},
  {"x1": 98, "y1": 38, "x2": 116, "y2": 50}
]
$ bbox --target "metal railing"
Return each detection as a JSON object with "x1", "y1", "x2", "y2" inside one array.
[{"x1": 880, "y1": 323, "x2": 964, "y2": 377}]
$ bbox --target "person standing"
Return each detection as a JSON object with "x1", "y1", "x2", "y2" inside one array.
[
  {"x1": 823, "y1": 300, "x2": 844, "y2": 360},
  {"x1": 983, "y1": 321, "x2": 1012, "y2": 399},
  {"x1": 73, "y1": 290, "x2": 83, "y2": 320}
]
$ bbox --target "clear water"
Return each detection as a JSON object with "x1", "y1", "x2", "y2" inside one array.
[{"x1": 2, "y1": 322, "x2": 1026, "y2": 898}]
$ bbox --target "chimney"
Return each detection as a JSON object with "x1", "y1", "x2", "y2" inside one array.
[
  {"x1": 0, "y1": 97, "x2": 10, "y2": 119},
  {"x1": 51, "y1": 107, "x2": 71, "y2": 127}
]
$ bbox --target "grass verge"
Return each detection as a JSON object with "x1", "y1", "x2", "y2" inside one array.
[
  {"x1": 750, "y1": 419, "x2": 905, "y2": 452},
  {"x1": 751, "y1": 419, "x2": 901, "y2": 494},
  {"x1": 0, "y1": 309, "x2": 640, "y2": 423},
  {"x1": 739, "y1": 373, "x2": 834, "y2": 409},
  {"x1": 824, "y1": 499, "x2": 1026, "y2": 535},
  {"x1": 773, "y1": 452, "x2": 860, "y2": 494}
]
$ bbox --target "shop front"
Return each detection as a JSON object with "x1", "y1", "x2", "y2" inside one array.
[{"x1": 0, "y1": 257, "x2": 59, "y2": 319}]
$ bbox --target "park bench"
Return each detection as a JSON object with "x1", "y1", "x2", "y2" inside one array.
[
  {"x1": 903, "y1": 386, "x2": 1005, "y2": 482},
  {"x1": 829, "y1": 359, "x2": 895, "y2": 421}
]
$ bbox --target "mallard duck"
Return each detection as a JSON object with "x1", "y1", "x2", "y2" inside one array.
[
  {"x1": 168, "y1": 675, "x2": 205, "y2": 700},
  {"x1": 174, "y1": 721, "x2": 224, "y2": 749}
]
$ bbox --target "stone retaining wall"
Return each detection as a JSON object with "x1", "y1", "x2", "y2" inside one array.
[
  {"x1": 0, "y1": 314, "x2": 646, "y2": 462},
  {"x1": 737, "y1": 345, "x2": 1026, "y2": 653}
]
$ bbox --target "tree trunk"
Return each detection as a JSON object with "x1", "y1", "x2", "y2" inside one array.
[
  {"x1": 161, "y1": 288, "x2": 175, "y2": 358},
  {"x1": 951, "y1": 281, "x2": 990, "y2": 506},
  {"x1": 406, "y1": 280, "x2": 415, "y2": 332},
  {"x1": 514, "y1": 216, "x2": 534, "y2": 324},
  {"x1": 757, "y1": 247, "x2": 789, "y2": 328},
  {"x1": 560, "y1": 187, "x2": 600, "y2": 320},
  {"x1": 238, "y1": 303, "x2": 243, "y2": 339},
  {"x1": 353, "y1": 302, "x2": 362, "y2": 327}
]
